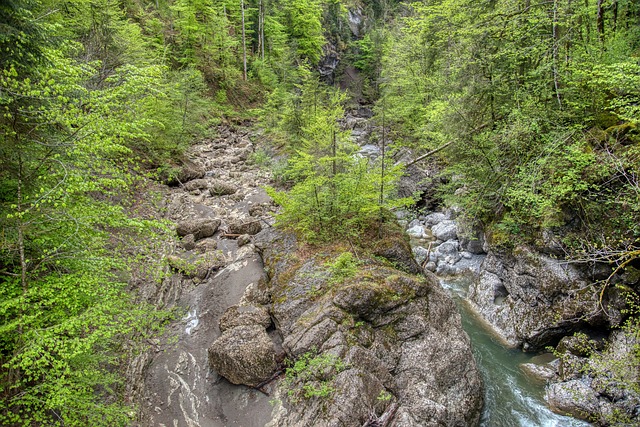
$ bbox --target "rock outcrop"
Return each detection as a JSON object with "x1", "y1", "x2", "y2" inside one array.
[
  {"x1": 544, "y1": 329, "x2": 640, "y2": 424},
  {"x1": 252, "y1": 227, "x2": 484, "y2": 427},
  {"x1": 467, "y1": 247, "x2": 605, "y2": 350}
]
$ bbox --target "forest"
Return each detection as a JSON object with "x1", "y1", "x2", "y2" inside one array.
[{"x1": 0, "y1": 0, "x2": 638, "y2": 425}]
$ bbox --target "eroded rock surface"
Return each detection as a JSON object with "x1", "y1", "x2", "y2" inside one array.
[
  {"x1": 132, "y1": 124, "x2": 277, "y2": 427},
  {"x1": 544, "y1": 329, "x2": 640, "y2": 424},
  {"x1": 253, "y1": 227, "x2": 484, "y2": 427},
  {"x1": 467, "y1": 248, "x2": 605, "y2": 350}
]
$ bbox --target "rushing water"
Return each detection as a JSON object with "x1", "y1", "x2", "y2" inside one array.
[{"x1": 440, "y1": 278, "x2": 592, "y2": 427}]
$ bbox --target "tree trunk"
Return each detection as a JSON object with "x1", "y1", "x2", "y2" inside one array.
[
  {"x1": 596, "y1": 0, "x2": 605, "y2": 41},
  {"x1": 241, "y1": 0, "x2": 247, "y2": 81},
  {"x1": 259, "y1": 0, "x2": 265, "y2": 61},
  {"x1": 553, "y1": 0, "x2": 563, "y2": 109}
]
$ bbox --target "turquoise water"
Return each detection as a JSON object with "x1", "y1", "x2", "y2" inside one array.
[{"x1": 440, "y1": 278, "x2": 591, "y2": 427}]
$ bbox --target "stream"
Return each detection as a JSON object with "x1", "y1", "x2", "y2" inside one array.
[{"x1": 440, "y1": 277, "x2": 591, "y2": 427}]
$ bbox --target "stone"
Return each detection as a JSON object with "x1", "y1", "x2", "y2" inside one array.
[
  {"x1": 219, "y1": 304, "x2": 271, "y2": 333},
  {"x1": 467, "y1": 248, "x2": 602, "y2": 350},
  {"x1": 433, "y1": 240, "x2": 459, "y2": 260},
  {"x1": 412, "y1": 246, "x2": 429, "y2": 265},
  {"x1": 373, "y1": 232, "x2": 422, "y2": 275},
  {"x1": 209, "y1": 179, "x2": 238, "y2": 196},
  {"x1": 176, "y1": 218, "x2": 221, "y2": 241},
  {"x1": 425, "y1": 262, "x2": 437, "y2": 272},
  {"x1": 163, "y1": 160, "x2": 205, "y2": 186},
  {"x1": 431, "y1": 220, "x2": 458, "y2": 241},
  {"x1": 208, "y1": 325, "x2": 277, "y2": 386},
  {"x1": 520, "y1": 362, "x2": 557, "y2": 382},
  {"x1": 183, "y1": 178, "x2": 209, "y2": 192},
  {"x1": 423, "y1": 212, "x2": 447, "y2": 226},
  {"x1": 227, "y1": 219, "x2": 262, "y2": 236},
  {"x1": 181, "y1": 234, "x2": 196, "y2": 250},
  {"x1": 237, "y1": 234, "x2": 251, "y2": 247},
  {"x1": 195, "y1": 238, "x2": 218, "y2": 253},
  {"x1": 557, "y1": 335, "x2": 593, "y2": 357},
  {"x1": 406, "y1": 224, "x2": 426, "y2": 239},
  {"x1": 359, "y1": 144, "x2": 380, "y2": 158},
  {"x1": 546, "y1": 380, "x2": 600, "y2": 421}
]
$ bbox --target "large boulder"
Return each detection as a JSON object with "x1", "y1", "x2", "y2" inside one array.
[
  {"x1": 208, "y1": 302, "x2": 277, "y2": 387},
  {"x1": 545, "y1": 329, "x2": 640, "y2": 425},
  {"x1": 183, "y1": 178, "x2": 209, "y2": 192},
  {"x1": 176, "y1": 218, "x2": 221, "y2": 241},
  {"x1": 372, "y1": 229, "x2": 422, "y2": 275},
  {"x1": 209, "y1": 179, "x2": 238, "y2": 196},
  {"x1": 208, "y1": 324, "x2": 277, "y2": 386},
  {"x1": 431, "y1": 220, "x2": 458, "y2": 241},
  {"x1": 227, "y1": 219, "x2": 262, "y2": 236},
  {"x1": 219, "y1": 304, "x2": 271, "y2": 332},
  {"x1": 163, "y1": 159, "x2": 205, "y2": 186},
  {"x1": 546, "y1": 380, "x2": 601, "y2": 421}
]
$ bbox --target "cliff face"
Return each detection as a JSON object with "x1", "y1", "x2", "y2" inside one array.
[{"x1": 468, "y1": 247, "x2": 607, "y2": 351}]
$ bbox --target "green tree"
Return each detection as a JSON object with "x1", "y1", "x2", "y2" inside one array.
[{"x1": 267, "y1": 72, "x2": 406, "y2": 242}]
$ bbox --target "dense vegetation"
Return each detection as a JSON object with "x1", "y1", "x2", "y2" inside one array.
[
  {"x1": 379, "y1": 0, "x2": 639, "y2": 267},
  {"x1": 0, "y1": 0, "x2": 638, "y2": 425}
]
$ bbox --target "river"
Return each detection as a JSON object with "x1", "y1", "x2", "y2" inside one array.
[{"x1": 440, "y1": 277, "x2": 591, "y2": 427}]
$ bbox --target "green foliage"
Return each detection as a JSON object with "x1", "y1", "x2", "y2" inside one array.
[
  {"x1": 283, "y1": 350, "x2": 346, "y2": 403},
  {"x1": 279, "y1": 0, "x2": 325, "y2": 64},
  {"x1": 0, "y1": 0, "x2": 48, "y2": 70},
  {"x1": 379, "y1": 0, "x2": 640, "y2": 257},
  {"x1": 265, "y1": 72, "x2": 407, "y2": 242},
  {"x1": 327, "y1": 252, "x2": 360, "y2": 282},
  {"x1": 0, "y1": 2, "x2": 188, "y2": 425},
  {"x1": 377, "y1": 389, "x2": 393, "y2": 402}
]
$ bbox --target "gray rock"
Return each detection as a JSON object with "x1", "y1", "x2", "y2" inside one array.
[
  {"x1": 557, "y1": 335, "x2": 594, "y2": 357},
  {"x1": 407, "y1": 219, "x2": 422, "y2": 228},
  {"x1": 425, "y1": 262, "x2": 437, "y2": 272},
  {"x1": 180, "y1": 234, "x2": 196, "y2": 250},
  {"x1": 176, "y1": 218, "x2": 221, "y2": 240},
  {"x1": 434, "y1": 240, "x2": 459, "y2": 259},
  {"x1": 412, "y1": 246, "x2": 429, "y2": 265},
  {"x1": 372, "y1": 232, "x2": 422, "y2": 275},
  {"x1": 520, "y1": 362, "x2": 557, "y2": 382},
  {"x1": 423, "y1": 212, "x2": 447, "y2": 226},
  {"x1": 407, "y1": 224, "x2": 426, "y2": 239},
  {"x1": 260, "y1": 228, "x2": 483, "y2": 427},
  {"x1": 208, "y1": 325, "x2": 277, "y2": 386},
  {"x1": 183, "y1": 178, "x2": 209, "y2": 192},
  {"x1": 227, "y1": 219, "x2": 262, "y2": 236},
  {"x1": 468, "y1": 248, "x2": 602, "y2": 350},
  {"x1": 431, "y1": 220, "x2": 458, "y2": 241},
  {"x1": 359, "y1": 144, "x2": 380, "y2": 158},
  {"x1": 209, "y1": 179, "x2": 238, "y2": 196},
  {"x1": 219, "y1": 304, "x2": 271, "y2": 333},
  {"x1": 195, "y1": 238, "x2": 218, "y2": 253},
  {"x1": 237, "y1": 234, "x2": 251, "y2": 247},
  {"x1": 456, "y1": 217, "x2": 486, "y2": 255},
  {"x1": 546, "y1": 380, "x2": 600, "y2": 421},
  {"x1": 164, "y1": 160, "x2": 205, "y2": 186},
  {"x1": 347, "y1": 7, "x2": 364, "y2": 37},
  {"x1": 167, "y1": 251, "x2": 226, "y2": 280}
]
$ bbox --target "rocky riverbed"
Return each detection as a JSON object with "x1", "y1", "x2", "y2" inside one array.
[{"x1": 129, "y1": 122, "x2": 485, "y2": 426}]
